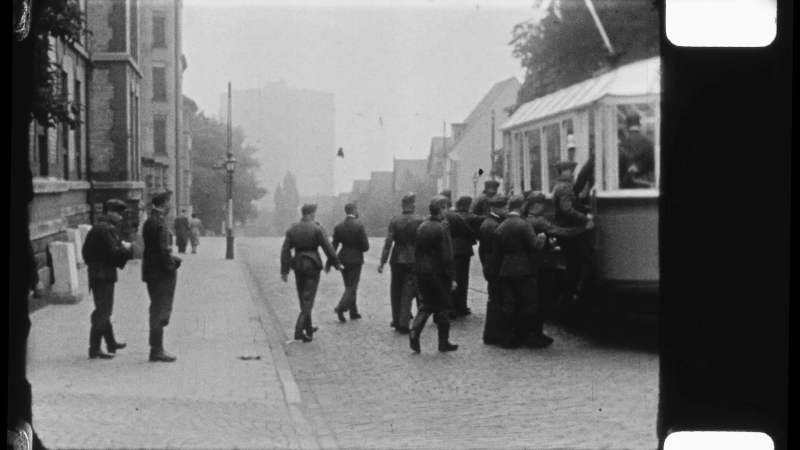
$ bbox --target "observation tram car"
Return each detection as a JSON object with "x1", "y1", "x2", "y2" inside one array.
[{"x1": 499, "y1": 56, "x2": 660, "y2": 305}]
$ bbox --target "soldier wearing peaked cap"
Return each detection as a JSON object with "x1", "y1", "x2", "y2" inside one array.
[
  {"x1": 619, "y1": 112, "x2": 655, "y2": 189},
  {"x1": 447, "y1": 195, "x2": 480, "y2": 317},
  {"x1": 379, "y1": 193, "x2": 424, "y2": 334},
  {"x1": 408, "y1": 196, "x2": 459, "y2": 353},
  {"x1": 282, "y1": 203, "x2": 342, "y2": 342},
  {"x1": 142, "y1": 191, "x2": 181, "y2": 362},
  {"x1": 478, "y1": 194, "x2": 508, "y2": 345},
  {"x1": 471, "y1": 179, "x2": 501, "y2": 216},
  {"x1": 82, "y1": 199, "x2": 134, "y2": 359},
  {"x1": 328, "y1": 202, "x2": 369, "y2": 323}
]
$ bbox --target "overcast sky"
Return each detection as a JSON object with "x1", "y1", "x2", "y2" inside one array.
[{"x1": 182, "y1": 0, "x2": 535, "y2": 194}]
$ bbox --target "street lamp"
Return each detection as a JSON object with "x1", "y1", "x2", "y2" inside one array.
[
  {"x1": 225, "y1": 153, "x2": 237, "y2": 260},
  {"x1": 472, "y1": 171, "x2": 480, "y2": 197}
]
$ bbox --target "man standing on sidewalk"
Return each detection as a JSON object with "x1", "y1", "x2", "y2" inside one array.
[
  {"x1": 281, "y1": 203, "x2": 342, "y2": 342},
  {"x1": 142, "y1": 192, "x2": 182, "y2": 362},
  {"x1": 82, "y1": 199, "x2": 133, "y2": 359},
  {"x1": 379, "y1": 193, "x2": 424, "y2": 334},
  {"x1": 449, "y1": 195, "x2": 480, "y2": 317},
  {"x1": 329, "y1": 202, "x2": 369, "y2": 323},
  {"x1": 408, "y1": 196, "x2": 459, "y2": 354},
  {"x1": 174, "y1": 209, "x2": 190, "y2": 254},
  {"x1": 478, "y1": 195, "x2": 507, "y2": 346}
]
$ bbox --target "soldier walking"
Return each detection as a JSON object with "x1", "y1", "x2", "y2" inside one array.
[
  {"x1": 281, "y1": 203, "x2": 342, "y2": 342},
  {"x1": 379, "y1": 194, "x2": 424, "y2": 334},
  {"x1": 173, "y1": 209, "x2": 190, "y2": 254},
  {"x1": 329, "y1": 202, "x2": 369, "y2": 323},
  {"x1": 82, "y1": 199, "x2": 134, "y2": 359},
  {"x1": 447, "y1": 195, "x2": 480, "y2": 317},
  {"x1": 492, "y1": 195, "x2": 550, "y2": 349},
  {"x1": 142, "y1": 192, "x2": 182, "y2": 362},
  {"x1": 471, "y1": 180, "x2": 501, "y2": 216},
  {"x1": 189, "y1": 213, "x2": 202, "y2": 254},
  {"x1": 478, "y1": 195, "x2": 507, "y2": 346},
  {"x1": 408, "y1": 196, "x2": 459, "y2": 353},
  {"x1": 551, "y1": 161, "x2": 596, "y2": 308}
]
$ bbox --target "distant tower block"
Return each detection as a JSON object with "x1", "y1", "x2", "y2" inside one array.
[{"x1": 48, "y1": 241, "x2": 82, "y2": 304}]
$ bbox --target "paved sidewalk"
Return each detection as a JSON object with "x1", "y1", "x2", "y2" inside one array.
[{"x1": 29, "y1": 237, "x2": 328, "y2": 449}]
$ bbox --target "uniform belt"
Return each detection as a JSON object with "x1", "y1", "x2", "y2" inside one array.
[{"x1": 295, "y1": 248, "x2": 317, "y2": 252}]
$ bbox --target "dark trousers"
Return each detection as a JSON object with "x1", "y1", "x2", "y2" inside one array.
[
  {"x1": 453, "y1": 256, "x2": 472, "y2": 313},
  {"x1": 483, "y1": 276, "x2": 504, "y2": 344},
  {"x1": 294, "y1": 268, "x2": 321, "y2": 337},
  {"x1": 390, "y1": 264, "x2": 416, "y2": 328},
  {"x1": 176, "y1": 236, "x2": 188, "y2": 254},
  {"x1": 411, "y1": 273, "x2": 452, "y2": 340},
  {"x1": 146, "y1": 272, "x2": 178, "y2": 335},
  {"x1": 501, "y1": 275, "x2": 538, "y2": 343},
  {"x1": 89, "y1": 278, "x2": 115, "y2": 331},
  {"x1": 559, "y1": 233, "x2": 594, "y2": 301},
  {"x1": 336, "y1": 264, "x2": 362, "y2": 315}
]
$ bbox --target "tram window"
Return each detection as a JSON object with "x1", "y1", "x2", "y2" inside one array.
[
  {"x1": 588, "y1": 108, "x2": 595, "y2": 154},
  {"x1": 526, "y1": 128, "x2": 542, "y2": 191},
  {"x1": 617, "y1": 103, "x2": 657, "y2": 189},
  {"x1": 516, "y1": 132, "x2": 524, "y2": 192},
  {"x1": 543, "y1": 123, "x2": 561, "y2": 191}
]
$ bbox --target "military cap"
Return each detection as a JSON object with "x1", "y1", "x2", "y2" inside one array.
[
  {"x1": 507, "y1": 194, "x2": 526, "y2": 211},
  {"x1": 301, "y1": 203, "x2": 317, "y2": 215},
  {"x1": 526, "y1": 191, "x2": 547, "y2": 204},
  {"x1": 488, "y1": 195, "x2": 509, "y2": 207},
  {"x1": 429, "y1": 195, "x2": 449, "y2": 214},
  {"x1": 484, "y1": 180, "x2": 500, "y2": 189},
  {"x1": 151, "y1": 191, "x2": 172, "y2": 206},
  {"x1": 455, "y1": 195, "x2": 473, "y2": 210},
  {"x1": 626, "y1": 113, "x2": 641, "y2": 128},
  {"x1": 555, "y1": 160, "x2": 578, "y2": 172},
  {"x1": 401, "y1": 193, "x2": 417, "y2": 206},
  {"x1": 439, "y1": 189, "x2": 452, "y2": 200},
  {"x1": 344, "y1": 201, "x2": 358, "y2": 214},
  {"x1": 104, "y1": 199, "x2": 128, "y2": 213}
]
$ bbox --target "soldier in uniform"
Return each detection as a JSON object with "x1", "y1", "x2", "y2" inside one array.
[
  {"x1": 478, "y1": 195, "x2": 508, "y2": 345},
  {"x1": 619, "y1": 113, "x2": 655, "y2": 189},
  {"x1": 492, "y1": 195, "x2": 549, "y2": 349},
  {"x1": 173, "y1": 209, "x2": 190, "y2": 254},
  {"x1": 448, "y1": 195, "x2": 480, "y2": 317},
  {"x1": 471, "y1": 180, "x2": 500, "y2": 216},
  {"x1": 281, "y1": 203, "x2": 342, "y2": 342},
  {"x1": 329, "y1": 202, "x2": 370, "y2": 323},
  {"x1": 379, "y1": 193, "x2": 424, "y2": 334},
  {"x1": 142, "y1": 191, "x2": 182, "y2": 362},
  {"x1": 82, "y1": 199, "x2": 134, "y2": 359},
  {"x1": 552, "y1": 161, "x2": 596, "y2": 307},
  {"x1": 408, "y1": 196, "x2": 459, "y2": 353}
]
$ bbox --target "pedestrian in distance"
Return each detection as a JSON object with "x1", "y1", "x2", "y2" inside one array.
[
  {"x1": 478, "y1": 195, "x2": 508, "y2": 346},
  {"x1": 142, "y1": 191, "x2": 182, "y2": 362},
  {"x1": 408, "y1": 196, "x2": 459, "y2": 353},
  {"x1": 281, "y1": 203, "x2": 342, "y2": 342},
  {"x1": 379, "y1": 193, "x2": 424, "y2": 334},
  {"x1": 189, "y1": 213, "x2": 202, "y2": 254},
  {"x1": 471, "y1": 180, "x2": 501, "y2": 217},
  {"x1": 448, "y1": 195, "x2": 480, "y2": 317},
  {"x1": 82, "y1": 199, "x2": 134, "y2": 359},
  {"x1": 618, "y1": 112, "x2": 656, "y2": 189},
  {"x1": 173, "y1": 209, "x2": 190, "y2": 254},
  {"x1": 491, "y1": 194, "x2": 550, "y2": 349},
  {"x1": 328, "y1": 202, "x2": 369, "y2": 323}
]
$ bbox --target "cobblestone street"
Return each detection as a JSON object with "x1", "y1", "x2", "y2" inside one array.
[{"x1": 240, "y1": 237, "x2": 659, "y2": 450}]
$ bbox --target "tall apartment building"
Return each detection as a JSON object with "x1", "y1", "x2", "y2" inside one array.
[{"x1": 223, "y1": 81, "x2": 335, "y2": 208}]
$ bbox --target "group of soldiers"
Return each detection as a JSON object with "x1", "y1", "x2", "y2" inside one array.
[
  {"x1": 81, "y1": 191, "x2": 183, "y2": 362},
  {"x1": 280, "y1": 158, "x2": 596, "y2": 353}
]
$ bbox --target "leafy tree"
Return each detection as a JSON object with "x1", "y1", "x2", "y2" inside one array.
[
  {"x1": 510, "y1": 0, "x2": 659, "y2": 107},
  {"x1": 189, "y1": 101, "x2": 267, "y2": 233}
]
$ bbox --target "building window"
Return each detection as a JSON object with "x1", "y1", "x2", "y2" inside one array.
[
  {"x1": 544, "y1": 123, "x2": 561, "y2": 191},
  {"x1": 38, "y1": 127, "x2": 49, "y2": 177},
  {"x1": 526, "y1": 128, "x2": 542, "y2": 191},
  {"x1": 152, "y1": 66, "x2": 167, "y2": 101},
  {"x1": 152, "y1": 15, "x2": 167, "y2": 48},
  {"x1": 130, "y1": 0, "x2": 138, "y2": 60},
  {"x1": 154, "y1": 116, "x2": 167, "y2": 155},
  {"x1": 75, "y1": 79, "x2": 82, "y2": 180}
]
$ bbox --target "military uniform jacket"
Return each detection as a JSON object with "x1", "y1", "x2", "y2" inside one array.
[
  {"x1": 478, "y1": 213, "x2": 503, "y2": 278},
  {"x1": 414, "y1": 216, "x2": 456, "y2": 282},
  {"x1": 281, "y1": 218, "x2": 340, "y2": 275},
  {"x1": 329, "y1": 216, "x2": 369, "y2": 267},
  {"x1": 619, "y1": 131, "x2": 655, "y2": 185},
  {"x1": 82, "y1": 215, "x2": 132, "y2": 282},
  {"x1": 142, "y1": 209, "x2": 179, "y2": 283},
  {"x1": 444, "y1": 210, "x2": 478, "y2": 257},
  {"x1": 552, "y1": 175, "x2": 590, "y2": 229},
  {"x1": 526, "y1": 214, "x2": 576, "y2": 268},
  {"x1": 380, "y1": 212, "x2": 424, "y2": 266},
  {"x1": 470, "y1": 192, "x2": 495, "y2": 216},
  {"x1": 492, "y1": 213, "x2": 545, "y2": 278}
]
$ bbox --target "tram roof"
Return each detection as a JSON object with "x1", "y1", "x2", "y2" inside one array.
[{"x1": 500, "y1": 56, "x2": 661, "y2": 132}]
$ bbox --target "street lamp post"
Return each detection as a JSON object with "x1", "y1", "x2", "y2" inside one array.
[{"x1": 225, "y1": 82, "x2": 236, "y2": 260}]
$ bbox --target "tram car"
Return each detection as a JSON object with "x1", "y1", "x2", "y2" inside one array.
[{"x1": 500, "y1": 56, "x2": 660, "y2": 310}]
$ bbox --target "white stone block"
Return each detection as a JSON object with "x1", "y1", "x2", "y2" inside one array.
[
  {"x1": 48, "y1": 241, "x2": 80, "y2": 300},
  {"x1": 66, "y1": 228, "x2": 85, "y2": 265}
]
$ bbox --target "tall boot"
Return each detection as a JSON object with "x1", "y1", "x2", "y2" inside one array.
[
  {"x1": 104, "y1": 323, "x2": 127, "y2": 354},
  {"x1": 535, "y1": 314, "x2": 554, "y2": 346},
  {"x1": 522, "y1": 315, "x2": 548, "y2": 348},
  {"x1": 409, "y1": 311, "x2": 430, "y2": 353},
  {"x1": 501, "y1": 312, "x2": 522, "y2": 349},
  {"x1": 89, "y1": 327, "x2": 114, "y2": 359},
  {"x1": 149, "y1": 330, "x2": 177, "y2": 362},
  {"x1": 437, "y1": 316, "x2": 458, "y2": 352}
]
